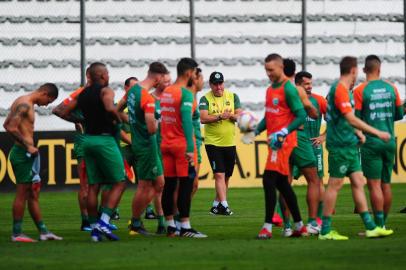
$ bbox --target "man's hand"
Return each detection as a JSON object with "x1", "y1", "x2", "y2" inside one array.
[
  {"x1": 241, "y1": 131, "x2": 255, "y2": 144},
  {"x1": 310, "y1": 134, "x2": 326, "y2": 146},
  {"x1": 377, "y1": 131, "x2": 391, "y2": 142},
  {"x1": 355, "y1": 131, "x2": 366, "y2": 145},
  {"x1": 185, "y1": 152, "x2": 194, "y2": 163},
  {"x1": 268, "y1": 128, "x2": 288, "y2": 150},
  {"x1": 220, "y1": 109, "x2": 232, "y2": 120},
  {"x1": 26, "y1": 145, "x2": 39, "y2": 156}
]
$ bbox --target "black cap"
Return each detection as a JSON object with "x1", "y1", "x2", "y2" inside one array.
[{"x1": 209, "y1": 71, "x2": 224, "y2": 84}]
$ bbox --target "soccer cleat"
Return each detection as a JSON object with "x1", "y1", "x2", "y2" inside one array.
[
  {"x1": 11, "y1": 234, "x2": 37, "y2": 243},
  {"x1": 107, "y1": 223, "x2": 118, "y2": 231},
  {"x1": 145, "y1": 209, "x2": 157, "y2": 220},
  {"x1": 209, "y1": 206, "x2": 220, "y2": 215},
  {"x1": 39, "y1": 232, "x2": 63, "y2": 241},
  {"x1": 111, "y1": 210, "x2": 120, "y2": 221},
  {"x1": 306, "y1": 223, "x2": 321, "y2": 235},
  {"x1": 366, "y1": 227, "x2": 394, "y2": 238},
  {"x1": 91, "y1": 228, "x2": 102, "y2": 242},
  {"x1": 180, "y1": 228, "x2": 208, "y2": 238},
  {"x1": 318, "y1": 230, "x2": 348, "y2": 240},
  {"x1": 257, "y1": 228, "x2": 272, "y2": 239},
  {"x1": 167, "y1": 226, "x2": 177, "y2": 237},
  {"x1": 217, "y1": 203, "x2": 234, "y2": 216},
  {"x1": 400, "y1": 207, "x2": 406, "y2": 213},
  {"x1": 129, "y1": 225, "x2": 150, "y2": 236},
  {"x1": 272, "y1": 213, "x2": 283, "y2": 227},
  {"x1": 96, "y1": 220, "x2": 119, "y2": 241},
  {"x1": 282, "y1": 227, "x2": 293, "y2": 237},
  {"x1": 156, "y1": 225, "x2": 166, "y2": 235},
  {"x1": 291, "y1": 226, "x2": 309, "y2": 237},
  {"x1": 81, "y1": 221, "x2": 92, "y2": 232}
]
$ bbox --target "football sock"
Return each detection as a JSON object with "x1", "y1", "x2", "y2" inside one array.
[
  {"x1": 81, "y1": 214, "x2": 89, "y2": 223},
  {"x1": 162, "y1": 177, "x2": 177, "y2": 217},
  {"x1": 212, "y1": 200, "x2": 219, "y2": 207},
  {"x1": 262, "y1": 170, "x2": 277, "y2": 224},
  {"x1": 317, "y1": 202, "x2": 324, "y2": 218},
  {"x1": 284, "y1": 220, "x2": 292, "y2": 229},
  {"x1": 360, "y1": 211, "x2": 376, "y2": 231},
  {"x1": 146, "y1": 204, "x2": 154, "y2": 214},
  {"x1": 178, "y1": 177, "x2": 194, "y2": 218},
  {"x1": 384, "y1": 212, "x2": 388, "y2": 224},
  {"x1": 221, "y1": 201, "x2": 228, "y2": 208},
  {"x1": 181, "y1": 221, "x2": 191, "y2": 229},
  {"x1": 131, "y1": 218, "x2": 142, "y2": 228},
  {"x1": 100, "y1": 207, "x2": 114, "y2": 224},
  {"x1": 321, "y1": 216, "x2": 332, "y2": 235},
  {"x1": 166, "y1": 219, "x2": 175, "y2": 228},
  {"x1": 35, "y1": 220, "x2": 48, "y2": 233},
  {"x1": 374, "y1": 211, "x2": 385, "y2": 227},
  {"x1": 89, "y1": 216, "x2": 98, "y2": 229},
  {"x1": 276, "y1": 201, "x2": 284, "y2": 217},
  {"x1": 12, "y1": 219, "x2": 22, "y2": 235},
  {"x1": 157, "y1": 215, "x2": 165, "y2": 227},
  {"x1": 262, "y1": 222, "x2": 273, "y2": 232}
]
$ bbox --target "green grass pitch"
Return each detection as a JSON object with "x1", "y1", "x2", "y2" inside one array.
[{"x1": 0, "y1": 184, "x2": 406, "y2": 270}]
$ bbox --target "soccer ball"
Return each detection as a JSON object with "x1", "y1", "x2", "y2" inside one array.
[{"x1": 237, "y1": 111, "x2": 258, "y2": 133}]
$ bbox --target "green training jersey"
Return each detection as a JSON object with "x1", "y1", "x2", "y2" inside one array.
[
  {"x1": 127, "y1": 84, "x2": 157, "y2": 149},
  {"x1": 326, "y1": 81, "x2": 358, "y2": 149},
  {"x1": 354, "y1": 79, "x2": 403, "y2": 146},
  {"x1": 304, "y1": 93, "x2": 327, "y2": 139}
]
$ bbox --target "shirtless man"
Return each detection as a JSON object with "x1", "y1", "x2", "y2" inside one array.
[{"x1": 4, "y1": 83, "x2": 62, "y2": 242}]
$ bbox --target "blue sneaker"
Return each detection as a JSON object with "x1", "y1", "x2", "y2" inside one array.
[
  {"x1": 96, "y1": 220, "x2": 119, "y2": 241},
  {"x1": 91, "y1": 229, "x2": 102, "y2": 242},
  {"x1": 108, "y1": 223, "x2": 118, "y2": 231}
]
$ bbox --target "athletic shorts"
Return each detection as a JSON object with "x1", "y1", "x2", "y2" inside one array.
[
  {"x1": 161, "y1": 144, "x2": 197, "y2": 178},
  {"x1": 133, "y1": 140, "x2": 163, "y2": 181},
  {"x1": 82, "y1": 135, "x2": 125, "y2": 185},
  {"x1": 361, "y1": 141, "x2": 396, "y2": 184},
  {"x1": 292, "y1": 145, "x2": 324, "y2": 180},
  {"x1": 120, "y1": 144, "x2": 135, "y2": 167},
  {"x1": 265, "y1": 146, "x2": 294, "y2": 176},
  {"x1": 290, "y1": 132, "x2": 317, "y2": 169},
  {"x1": 205, "y1": 144, "x2": 236, "y2": 177},
  {"x1": 9, "y1": 144, "x2": 40, "y2": 184},
  {"x1": 73, "y1": 133, "x2": 85, "y2": 162},
  {"x1": 328, "y1": 147, "x2": 361, "y2": 178}
]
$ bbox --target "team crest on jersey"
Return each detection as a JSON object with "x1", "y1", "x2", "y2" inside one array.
[
  {"x1": 226, "y1": 101, "x2": 230, "y2": 106},
  {"x1": 272, "y1": 98, "x2": 279, "y2": 106}
]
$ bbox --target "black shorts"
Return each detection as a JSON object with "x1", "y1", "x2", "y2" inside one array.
[{"x1": 205, "y1": 145, "x2": 236, "y2": 178}]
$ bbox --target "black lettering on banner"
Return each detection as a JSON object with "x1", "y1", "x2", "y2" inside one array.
[
  {"x1": 255, "y1": 140, "x2": 267, "y2": 178},
  {"x1": 399, "y1": 137, "x2": 406, "y2": 172},
  {"x1": 235, "y1": 152, "x2": 245, "y2": 179},
  {"x1": 393, "y1": 136, "x2": 398, "y2": 174}
]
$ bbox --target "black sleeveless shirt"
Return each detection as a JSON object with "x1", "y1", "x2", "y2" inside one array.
[{"x1": 77, "y1": 84, "x2": 115, "y2": 135}]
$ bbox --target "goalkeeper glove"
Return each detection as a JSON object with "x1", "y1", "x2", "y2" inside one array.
[{"x1": 268, "y1": 128, "x2": 288, "y2": 150}]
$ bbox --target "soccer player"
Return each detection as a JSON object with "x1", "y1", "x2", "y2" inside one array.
[
  {"x1": 74, "y1": 62, "x2": 126, "y2": 241},
  {"x1": 199, "y1": 71, "x2": 242, "y2": 215},
  {"x1": 127, "y1": 62, "x2": 168, "y2": 236},
  {"x1": 150, "y1": 71, "x2": 172, "y2": 234},
  {"x1": 189, "y1": 67, "x2": 205, "y2": 196},
  {"x1": 161, "y1": 57, "x2": 207, "y2": 238},
  {"x1": 280, "y1": 59, "x2": 321, "y2": 236},
  {"x1": 4, "y1": 83, "x2": 62, "y2": 242},
  {"x1": 353, "y1": 55, "x2": 403, "y2": 229},
  {"x1": 294, "y1": 71, "x2": 327, "y2": 228},
  {"x1": 52, "y1": 69, "x2": 91, "y2": 231},
  {"x1": 319, "y1": 56, "x2": 393, "y2": 240},
  {"x1": 255, "y1": 53, "x2": 308, "y2": 239}
]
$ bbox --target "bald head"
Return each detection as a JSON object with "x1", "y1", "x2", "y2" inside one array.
[{"x1": 88, "y1": 62, "x2": 109, "y2": 86}]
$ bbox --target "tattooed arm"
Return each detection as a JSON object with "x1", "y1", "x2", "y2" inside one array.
[
  {"x1": 52, "y1": 99, "x2": 84, "y2": 123},
  {"x1": 3, "y1": 103, "x2": 38, "y2": 154}
]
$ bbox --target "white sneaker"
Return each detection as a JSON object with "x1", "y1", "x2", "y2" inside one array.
[
  {"x1": 306, "y1": 223, "x2": 321, "y2": 235},
  {"x1": 39, "y1": 232, "x2": 63, "y2": 241},
  {"x1": 282, "y1": 227, "x2": 293, "y2": 237}
]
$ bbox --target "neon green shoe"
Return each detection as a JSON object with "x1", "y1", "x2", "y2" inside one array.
[
  {"x1": 318, "y1": 230, "x2": 349, "y2": 240},
  {"x1": 366, "y1": 227, "x2": 394, "y2": 238}
]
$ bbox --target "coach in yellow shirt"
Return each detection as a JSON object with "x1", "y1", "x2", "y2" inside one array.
[{"x1": 199, "y1": 71, "x2": 242, "y2": 216}]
